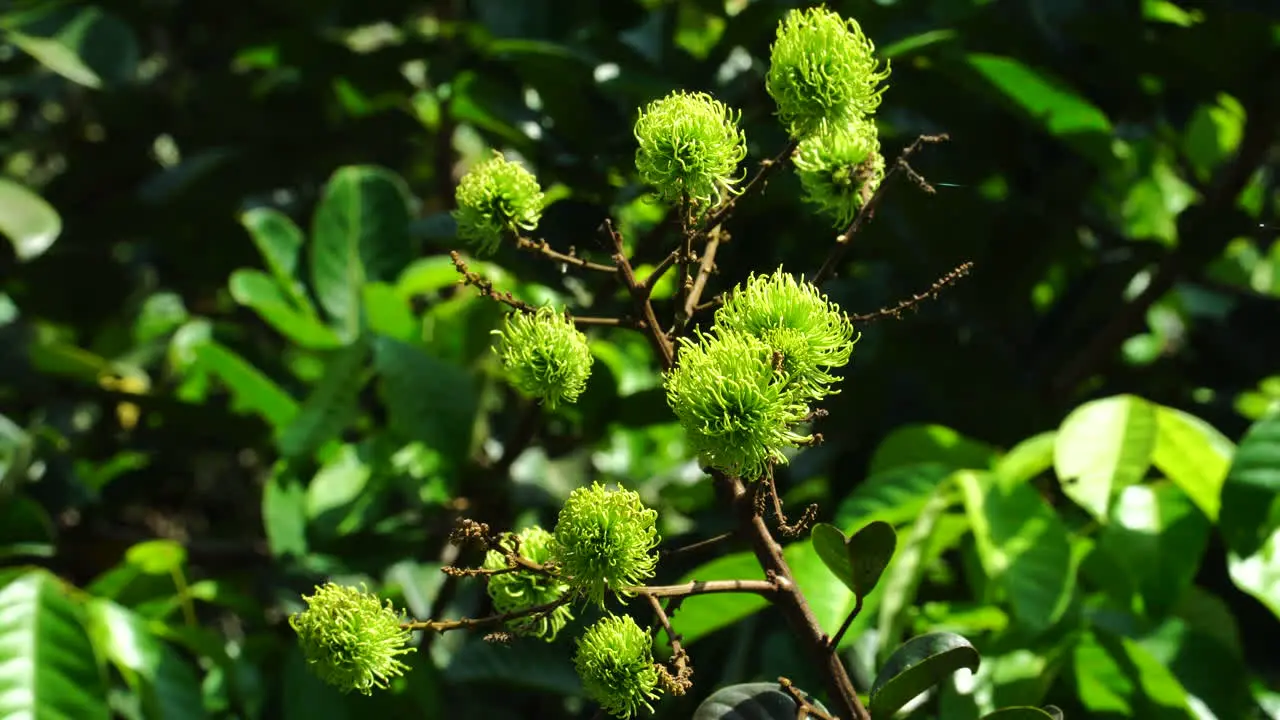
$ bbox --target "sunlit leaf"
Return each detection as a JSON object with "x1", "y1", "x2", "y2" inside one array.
[
  {"x1": 229, "y1": 270, "x2": 343, "y2": 348},
  {"x1": 1220, "y1": 411, "x2": 1280, "y2": 556},
  {"x1": 1054, "y1": 394, "x2": 1157, "y2": 520},
  {"x1": 1152, "y1": 404, "x2": 1233, "y2": 522},
  {"x1": 870, "y1": 632, "x2": 981, "y2": 717},
  {"x1": 0, "y1": 178, "x2": 61, "y2": 261},
  {"x1": 967, "y1": 53, "x2": 1112, "y2": 137}
]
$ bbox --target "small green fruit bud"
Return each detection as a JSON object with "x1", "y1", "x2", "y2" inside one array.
[
  {"x1": 766, "y1": 6, "x2": 890, "y2": 138},
  {"x1": 288, "y1": 582, "x2": 415, "y2": 695},
  {"x1": 634, "y1": 90, "x2": 747, "y2": 212},
  {"x1": 483, "y1": 526, "x2": 574, "y2": 640},
  {"x1": 665, "y1": 329, "x2": 811, "y2": 480},
  {"x1": 792, "y1": 120, "x2": 885, "y2": 228},
  {"x1": 453, "y1": 151, "x2": 546, "y2": 256},
  {"x1": 574, "y1": 614, "x2": 661, "y2": 719},
  {"x1": 713, "y1": 268, "x2": 857, "y2": 402},
  {"x1": 553, "y1": 482, "x2": 660, "y2": 606},
  {"x1": 493, "y1": 306, "x2": 594, "y2": 409}
]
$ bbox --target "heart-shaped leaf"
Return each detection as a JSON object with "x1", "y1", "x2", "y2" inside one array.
[
  {"x1": 812, "y1": 523, "x2": 855, "y2": 593},
  {"x1": 849, "y1": 520, "x2": 897, "y2": 595},
  {"x1": 812, "y1": 521, "x2": 897, "y2": 597},
  {"x1": 980, "y1": 708, "x2": 1059, "y2": 719},
  {"x1": 870, "y1": 632, "x2": 981, "y2": 717},
  {"x1": 692, "y1": 681, "x2": 829, "y2": 720}
]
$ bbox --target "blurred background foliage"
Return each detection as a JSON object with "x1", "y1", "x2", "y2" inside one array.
[{"x1": 1, "y1": 0, "x2": 1278, "y2": 718}]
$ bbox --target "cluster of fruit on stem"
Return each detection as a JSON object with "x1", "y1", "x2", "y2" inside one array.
[{"x1": 290, "y1": 6, "x2": 968, "y2": 718}]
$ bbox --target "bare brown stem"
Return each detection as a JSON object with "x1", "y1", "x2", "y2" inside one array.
[
  {"x1": 515, "y1": 236, "x2": 616, "y2": 273},
  {"x1": 450, "y1": 251, "x2": 539, "y2": 313},
  {"x1": 848, "y1": 261, "x2": 975, "y2": 325},
  {"x1": 603, "y1": 220, "x2": 675, "y2": 368},
  {"x1": 404, "y1": 595, "x2": 572, "y2": 634},
  {"x1": 627, "y1": 578, "x2": 781, "y2": 598}
]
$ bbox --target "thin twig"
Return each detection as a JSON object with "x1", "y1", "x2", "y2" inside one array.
[
  {"x1": 643, "y1": 248, "x2": 681, "y2": 294},
  {"x1": 627, "y1": 578, "x2": 783, "y2": 598},
  {"x1": 660, "y1": 532, "x2": 735, "y2": 558},
  {"x1": 681, "y1": 228, "x2": 723, "y2": 325},
  {"x1": 779, "y1": 677, "x2": 838, "y2": 720},
  {"x1": 603, "y1": 219, "x2": 675, "y2": 368},
  {"x1": 515, "y1": 236, "x2": 616, "y2": 273},
  {"x1": 450, "y1": 251, "x2": 539, "y2": 313},
  {"x1": 647, "y1": 595, "x2": 693, "y2": 696},
  {"x1": 572, "y1": 315, "x2": 635, "y2": 327},
  {"x1": 813, "y1": 134, "x2": 950, "y2": 285},
  {"x1": 847, "y1": 261, "x2": 974, "y2": 325},
  {"x1": 404, "y1": 595, "x2": 572, "y2": 634}
]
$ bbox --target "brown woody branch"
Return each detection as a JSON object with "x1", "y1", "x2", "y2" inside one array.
[
  {"x1": 848, "y1": 261, "x2": 975, "y2": 325},
  {"x1": 515, "y1": 236, "x2": 616, "y2": 273}
]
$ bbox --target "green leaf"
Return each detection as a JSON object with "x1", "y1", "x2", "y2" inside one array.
[
  {"x1": 873, "y1": 490, "x2": 963, "y2": 654},
  {"x1": 362, "y1": 283, "x2": 418, "y2": 342},
  {"x1": 0, "y1": 177, "x2": 62, "y2": 261},
  {"x1": 1182, "y1": 93, "x2": 1244, "y2": 180},
  {"x1": 1220, "y1": 411, "x2": 1280, "y2": 556},
  {"x1": 881, "y1": 29, "x2": 957, "y2": 59},
  {"x1": 967, "y1": 53, "x2": 1112, "y2": 136},
  {"x1": 994, "y1": 431, "x2": 1057, "y2": 488},
  {"x1": 1228, "y1": 526, "x2": 1280, "y2": 622},
  {"x1": 692, "y1": 681, "x2": 829, "y2": 719},
  {"x1": 812, "y1": 523, "x2": 854, "y2": 592},
  {"x1": 263, "y1": 465, "x2": 308, "y2": 557},
  {"x1": 0, "y1": 570, "x2": 109, "y2": 720},
  {"x1": 7, "y1": 6, "x2": 139, "y2": 88},
  {"x1": 834, "y1": 462, "x2": 953, "y2": 529},
  {"x1": 1054, "y1": 394, "x2": 1157, "y2": 520},
  {"x1": 395, "y1": 255, "x2": 475, "y2": 300},
  {"x1": 306, "y1": 444, "x2": 372, "y2": 536},
  {"x1": 870, "y1": 632, "x2": 981, "y2": 717},
  {"x1": 309, "y1": 166, "x2": 413, "y2": 337},
  {"x1": 978, "y1": 709, "x2": 1056, "y2": 720},
  {"x1": 959, "y1": 471, "x2": 1075, "y2": 633},
  {"x1": 445, "y1": 633, "x2": 580, "y2": 695},
  {"x1": 125, "y1": 539, "x2": 186, "y2": 575},
  {"x1": 84, "y1": 598, "x2": 206, "y2": 720},
  {"x1": 1100, "y1": 483, "x2": 1210, "y2": 618},
  {"x1": 849, "y1": 521, "x2": 897, "y2": 596},
  {"x1": 869, "y1": 424, "x2": 998, "y2": 475},
  {"x1": 1073, "y1": 631, "x2": 1196, "y2": 718},
  {"x1": 239, "y1": 207, "x2": 313, "y2": 312},
  {"x1": 372, "y1": 337, "x2": 477, "y2": 464},
  {"x1": 229, "y1": 270, "x2": 343, "y2": 348},
  {"x1": 1152, "y1": 405, "x2": 1233, "y2": 522},
  {"x1": 278, "y1": 341, "x2": 369, "y2": 459}
]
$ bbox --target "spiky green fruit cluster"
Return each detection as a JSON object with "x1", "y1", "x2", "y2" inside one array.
[
  {"x1": 574, "y1": 614, "x2": 661, "y2": 719},
  {"x1": 288, "y1": 583, "x2": 415, "y2": 695},
  {"x1": 552, "y1": 482, "x2": 660, "y2": 606},
  {"x1": 493, "y1": 306, "x2": 594, "y2": 409},
  {"x1": 483, "y1": 525, "x2": 574, "y2": 640},
  {"x1": 453, "y1": 151, "x2": 546, "y2": 255},
  {"x1": 766, "y1": 7, "x2": 890, "y2": 228},
  {"x1": 766, "y1": 6, "x2": 889, "y2": 138},
  {"x1": 665, "y1": 268, "x2": 856, "y2": 480},
  {"x1": 633, "y1": 90, "x2": 747, "y2": 212}
]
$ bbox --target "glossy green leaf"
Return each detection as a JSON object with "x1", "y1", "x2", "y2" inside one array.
[
  {"x1": 84, "y1": 598, "x2": 206, "y2": 720},
  {"x1": 1073, "y1": 631, "x2": 1196, "y2": 718},
  {"x1": 1100, "y1": 483, "x2": 1209, "y2": 619},
  {"x1": 873, "y1": 490, "x2": 957, "y2": 654},
  {"x1": 834, "y1": 462, "x2": 953, "y2": 529},
  {"x1": 959, "y1": 471, "x2": 1075, "y2": 632},
  {"x1": 848, "y1": 521, "x2": 896, "y2": 596},
  {"x1": 870, "y1": 632, "x2": 981, "y2": 717},
  {"x1": 0, "y1": 178, "x2": 62, "y2": 261},
  {"x1": 869, "y1": 424, "x2": 998, "y2": 475},
  {"x1": 812, "y1": 523, "x2": 854, "y2": 592},
  {"x1": 995, "y1": 431, "x2": 1057, "y2": 488},
  {"x1": 978, "y1": 709, "x2": 1055, "y2": 720},
  {"x1": 309, "y1": 166, "x2": 413, "y2": 337},
  {"x1": 372, "y1": 337, "x2": 478, "y2": 464},
  {"x1": 229, "y1": 270, "x2": 343, "y2": 348},
  {"x1": 239, "y1": 207, "x2": 312, "y2": 311},
  {"x1": 0, "y1": 570, "x2": 109, "y2": 720},
  {"x1": 692, "y1": 681, "x2": 829, "y2": 719},
  {"x1": 1152, "y1": 405, "x2": 1233, "y2": 522},
  {"x1": 1220, "y1": 411, "x2": 1280, "y2": 556},
  {"x1": 278, "y1": 341, "x2": 369, "y2": 459},
  {"x1": 187, "y1": 338, "x2": 299, "y2": 431},
  {"x1": 306, "y1": 444, "x2": 372, "y2": 534},
  {"x1": 967, "y1": 53, "x2": 1111, "y2": 136},
  {"x1": 1054, "y1": 394, "x2": 1157, "y2": 520},
  {"x1": 7, "y1": 6, "x2": 139, "y2": 88},
  {"x1": 1228, "y1": 526, "x2": 1280, "y2": 622},
  {"x1": 361, "y1": 283, "x2": 417, "y2": 342},
  {"x1": 262, "y1": 465, "x2": 308, "y2": 558}
]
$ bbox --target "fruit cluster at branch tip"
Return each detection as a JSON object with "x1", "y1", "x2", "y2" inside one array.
[
  {"x1": 493, "y1": 306, "x2": 594, "y2": 409},
  {"x1": 766, "y1": 6, "x2": 890, "y2": 139},
  {"x1": 665, "y1": 328, "x2": 813, "y2": 479},
  {"x1": 453, "y1": 151, "x2": 546, "y2": 256},
  {"x1": 483, "y1": 525, "x2": 574, "y2": 640},
  {"x1": 574, "y1": 614, "x2": 661, "y2": 719},
  {"x1": 552, "y1": 482, "x2": 660, "y2": 606},
  {"x1": 792, "y1": 118, "x2": 886, "y2": 228},
  {"x1": 634, "y1": 90, "x2": 748, "y2": 212},
  {"x1": 288, "y1": 583, "x2": 414, "y2": 695},
  {"x1": 714, "y1": 268, "x2": 857, "y2": 402}
]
